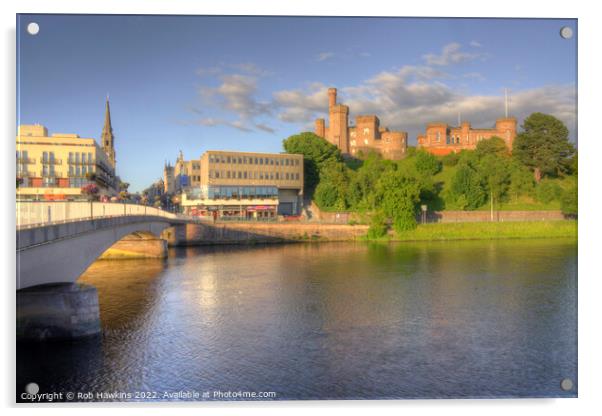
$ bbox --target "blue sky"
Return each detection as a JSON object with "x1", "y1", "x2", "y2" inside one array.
[{"x1": 17, "y1": 15, "x2": 577, "y2": 191}]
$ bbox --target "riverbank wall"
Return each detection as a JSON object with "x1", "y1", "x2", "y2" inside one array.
[
  {"x1": 164, "y1": 222, "x2": 369, "y2": 246},
  {"x1": 312, "y1": 207, "x2": 566, "y2": 224}
]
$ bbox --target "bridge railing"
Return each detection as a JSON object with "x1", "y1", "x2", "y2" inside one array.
[{"x1": 16, "y1": 201, "x2": 183, "y2": 229}]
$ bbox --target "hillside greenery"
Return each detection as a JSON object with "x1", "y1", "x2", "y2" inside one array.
[{"x1": 282, "y1": 113, "x2": 577, "y2": 236}]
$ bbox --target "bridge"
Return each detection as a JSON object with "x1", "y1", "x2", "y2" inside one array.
[{"x1": 16, "y1": 201, "x2": 196, "y2": 341}]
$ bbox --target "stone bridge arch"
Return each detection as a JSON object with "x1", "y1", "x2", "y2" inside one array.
[{"x1": 17, "y1": 218, "x2": 172, "y2": 290}]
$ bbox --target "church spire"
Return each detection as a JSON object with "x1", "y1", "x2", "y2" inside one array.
[{"x1": 101, "y1": 95, "x2": 116, "y2": 166}]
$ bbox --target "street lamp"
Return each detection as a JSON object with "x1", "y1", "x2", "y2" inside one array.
[{"x1": 421, "y1": 204, "x2": 428, "y2": 224}]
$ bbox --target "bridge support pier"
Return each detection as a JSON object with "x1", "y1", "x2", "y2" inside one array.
[{"x1": 17, "y1": 283, "x2": 101, "y2": 342}]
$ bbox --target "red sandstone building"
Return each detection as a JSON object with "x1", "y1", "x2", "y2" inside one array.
[
  {"x1": 417, "y1": 117, "x2": 517, "y2": 156},
  {"x1": 314, "y1": 88, "x2": 408, "y2": 160}
]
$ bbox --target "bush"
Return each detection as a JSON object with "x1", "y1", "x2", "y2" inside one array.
[
  {"x1": 535, "y1": 180, "x2": 562, "y2": 203},
  {"x1": 367, "y1": 211, "x2": 388, "y2": 239},
  {"x1": 560, "y1": 182, "x2": 577, "y2": 216},
  {"x1": 414, "y1": 151, "x2": 442, "y2": 176},
  {"x1": 441, "y1": 152, "x2": 460, "y2": 166},
  {"x1": 393, "y1": 205, "x2": 417, "y2": 233}
]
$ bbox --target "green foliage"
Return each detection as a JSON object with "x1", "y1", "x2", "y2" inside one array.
[
  {"x1": 414, "y1": 150, "x2": 442, "y2": 176},
  {"x1": 508, "y1": 160, "x2": 535, "y2": 202},
  {"x1": 367, "y1": 211, "x2": 388, "y2": 239},
  {"x1": 512, "y1": 112, "x2": 575, "y2": 180},
  {"x1": 475, "y1": 136, "x2": 509, "y2": 159},
  {"x1": 478, "y1": 154, "x2": 511, "y2": 207},
  {"x1": 560, "y1": 180, "x2": 578, "y2": 216},
  {"x1": 374, "y1": 168, "x2": 420, "y2": 232},
  {"x1": 313, "y1": 159, "x2": 350, "y2": 210},
  {"x1": 441, "y1": 152, "x2": 460, "y2": 167},
  {"x1": 282, "y1": 132, "x2": 342, "y2": 193},
  {"x1": 535, "y1": 180, "x2": 563, "y2": 203},
  {"x1": 449, "y1": 163, "x2": 487, "y2": 210}
]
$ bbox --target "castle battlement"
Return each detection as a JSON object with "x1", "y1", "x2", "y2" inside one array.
[
  {"x1": 315, "y1": 87, "x2": 408, "y2": 160},
  {"x1": 417, "y1": 117, "x2": 518, "y2": 156}
]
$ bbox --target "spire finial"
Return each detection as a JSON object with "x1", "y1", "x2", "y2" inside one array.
[{"x1": 504, "y1": 88, "x2": 509, "y2": 118}]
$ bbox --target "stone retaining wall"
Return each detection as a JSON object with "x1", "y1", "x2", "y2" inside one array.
[
  {"x1": 164, "y1": 222, "x2": 369, "y2": 246},
  {"x1": 426, "y1": 210, "x2": 566, "y2": 223}
]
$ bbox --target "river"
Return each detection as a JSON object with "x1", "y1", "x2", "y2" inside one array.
[{"x1": 17, "y1": 239, "x2": 577, "y2": 400}]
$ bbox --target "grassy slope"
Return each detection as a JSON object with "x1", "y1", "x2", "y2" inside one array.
[
  {"x1": 432, "y1": 164, "x2": 563, "y2": 211},
  {"x1": 381, "y1": 220, "x2": 577, "y2": 242}
]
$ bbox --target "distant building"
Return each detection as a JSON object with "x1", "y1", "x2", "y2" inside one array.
[
  {"x1": 16, "y1": 98, "x2": 118, "y2": 200},
  {"x1": 163, "y1": 150, "x2": 202, "y2": 195},
  {"x1": 417, "y1": 118, "x2": 518, "y2": 156},
  {"x1": 181, "y1": 150, "x2": 304, "y2": 219},
  {"x1": 314, "y1": 87, "x2": 408, "y2": 160}
]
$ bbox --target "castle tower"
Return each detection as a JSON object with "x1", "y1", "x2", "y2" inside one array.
[
  {"x1": 327, "y1": 87, "x2": 349, "y2": 154},
  {"x1": 328, "y1": 88, "x2": 337, "y2": 108},
  {"x1": 315, "y1": 118, "x2": 325, "y2": 137},
  {"x1": 101, "y1": 96, "x2": 116, "y2": 167}
]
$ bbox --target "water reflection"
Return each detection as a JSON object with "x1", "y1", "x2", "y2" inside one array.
[{"x1": 17, "y1": 239, "x2": 577, "y2": 400}]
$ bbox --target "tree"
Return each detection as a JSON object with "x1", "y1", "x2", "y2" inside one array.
[
  {"x1": 479, "y1": 154, "x2": 511, "y2": 220},
  {"x1": 282, "y1": 132, "x2": 342, "y2": 194},
  {"x1": 367, "y1": 210, "x2": 388, "y2": 239},
  {"x1": 508, "y1": 160, "x2": 535, "y2": 202},
  {"x1": 449, "y1": 163, "x2": 486, "y2": 210},
  {"x1": 374, "y1": 168, "x2": 421, "y2": 233},
  {"x1": 560, "y1": 181, "x2": 577, "y2": 216},
  {"x1": 475, "y1": 136, "x2": 509, "y2": 159},
  {"x1": 512, "y1": 112, "x2": 575, "y2": 182},
  {"x1": 535, "y1": 180, "x2": 562, "y2": 204},
  {"x1": 313, "y1": 160, "x2": 350, "y2": 210},
  {"x1": 414, "y1": 150, "x2": 442, "y2": 177},
  {"x1": 119, "y1": 181, "x2": 130, "y2": 192}
]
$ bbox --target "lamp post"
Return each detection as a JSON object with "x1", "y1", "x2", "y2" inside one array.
[{"x1": 421, "y1": 204, "x2": 428, "y2": 224}]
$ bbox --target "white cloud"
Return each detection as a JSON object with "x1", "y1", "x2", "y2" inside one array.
[
  {"x1": 470, "y1": 40, "x2": 482, "y2": 48},
  {"x1": 316, "y1": 52, "x2": 335, "y2": 62},
  {"x1": 271, "y1": 66, "x2": 576, "y2": 143},
  {"x1": 422, "y1": 42, "x2": 484, "y2": 66}
]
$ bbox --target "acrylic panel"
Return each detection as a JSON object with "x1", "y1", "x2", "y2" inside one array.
[{"x1": 16, "y1": 14, "x2": 578, "y2": 402}]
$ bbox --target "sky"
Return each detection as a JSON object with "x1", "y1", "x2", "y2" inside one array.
[{"x1": 17, "y1": 15, "x2": 577, "y2": 192}]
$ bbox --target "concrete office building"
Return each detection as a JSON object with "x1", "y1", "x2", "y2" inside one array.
[{"x1": 181, "y1": 150, "x2": 304, "y2": 219}]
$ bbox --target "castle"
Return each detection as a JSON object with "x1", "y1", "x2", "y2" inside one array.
[
  {"x1": 314, "y1": 88, "x2": 408, "y2": 160},
  {"x1": 417, "y1": 117, "x2": 517, "y2": 156}
]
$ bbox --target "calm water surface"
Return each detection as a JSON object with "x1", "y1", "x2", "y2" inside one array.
[{"x1": 17, "y1": 239, "x2": 577, "y2": 400}]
